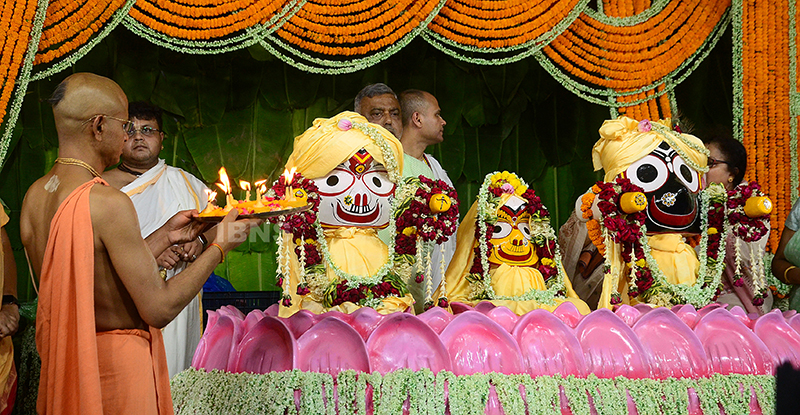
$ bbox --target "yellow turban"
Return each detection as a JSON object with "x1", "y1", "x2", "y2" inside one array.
[
  {"x1": 285, "y1": 111, "x2": 404, "y2": 180},
  {"x1": 592, "y1": 116, "x2": 708, "y2": 182}
]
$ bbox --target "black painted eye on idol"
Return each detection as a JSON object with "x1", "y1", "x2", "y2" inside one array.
[{"x1": 623, "y1": 141, "x2": 702, "y2": 234}]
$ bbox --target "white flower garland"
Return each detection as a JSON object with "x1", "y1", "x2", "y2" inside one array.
[{"x1": 171, "y1": 368, "x2": 777, "y2": 415}]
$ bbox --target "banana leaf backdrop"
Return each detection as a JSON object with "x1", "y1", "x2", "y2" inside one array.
[{"x1": 0, "y1": 27, "x2": 732, "y2": 301}]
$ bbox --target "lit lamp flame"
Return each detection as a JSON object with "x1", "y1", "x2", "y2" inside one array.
[
  {"x1": 217, "y1": 167, "x2": 235, "y2": 209},
  {"x1": 201, "y1": 189, "x2": 218, "y2": 214},
  {"x1": 254, "y1": 179, "x2": 267, "y2": 206},
  {"x1": 239, "y1": 180, "x2": 251, "y2": 202}
]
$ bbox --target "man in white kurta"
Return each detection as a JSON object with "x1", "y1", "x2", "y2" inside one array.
[
  {"x1": 398, "y1": 90, "x2": 457, "y2": 312},
  {"x1": 103, "y1": 101, "x2": 209, "y2": 378}
]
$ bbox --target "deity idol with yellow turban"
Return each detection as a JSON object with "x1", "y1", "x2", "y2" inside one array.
[
  {"x1": 577, "y1": 116, "x2": 726, "y2": 309},
  {"x1": 440, "y1": 171, "x2": 590, "y2": 315},
  {"x1": 274, "y1": 111, "x2": 415, "y2": 317}
]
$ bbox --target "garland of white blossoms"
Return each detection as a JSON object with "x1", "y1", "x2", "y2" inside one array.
[
  {"x1": 171, "y1": 368, "x2": 776, "y2": 415},
  {"x1": 470, "y1": 171, "x2": 567, "y2": 305}
]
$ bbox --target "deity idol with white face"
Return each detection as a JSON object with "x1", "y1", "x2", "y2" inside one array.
[
  {"x1": 277, "y1": 111, "x2": 415, "y2": 316},
  {"x1": 313, "y1": 149, "x2": 395, "y2": 229}
]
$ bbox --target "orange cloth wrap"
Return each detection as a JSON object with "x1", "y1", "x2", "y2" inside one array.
[{"x1": 36, "y1": 178, "x2": 172, "y2": 415}]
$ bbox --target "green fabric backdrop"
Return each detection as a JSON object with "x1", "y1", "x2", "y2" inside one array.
[{"x1": 0, "y1": 27, "x2": 733, "y2": 301}]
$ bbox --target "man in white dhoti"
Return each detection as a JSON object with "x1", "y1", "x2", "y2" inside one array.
[{"x1": 104, "y1": 101, "x2": 209, "y2": 378}]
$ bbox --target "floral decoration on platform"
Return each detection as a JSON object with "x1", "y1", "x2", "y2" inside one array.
[
  {"x1": 584, "y1": 177, "x2": 773, "y2": 308},
  {"x1": 394, "y1": 175, "x2": 459, "y2": 310},
  {"x1": 466, "y1": 171, "x2": 568, "y2": 305},
  {"x1": 727, "y1": 182, "x2": 771, "y2": 305}
]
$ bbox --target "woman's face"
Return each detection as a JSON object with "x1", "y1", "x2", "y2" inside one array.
[{"x1": 706, "y1": 143, "x2": 736, "y2": 190}]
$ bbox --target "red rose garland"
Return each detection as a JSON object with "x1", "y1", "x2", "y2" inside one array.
[
  {"x1": 726, "y1": 181, "x2": 770, "y2": 305},
  {"x1": 394, "y1": 175, "x2": 460, "y2": 309},
  {"x1": 266, "y1": 173, "x2": 320, "y2": 307}
]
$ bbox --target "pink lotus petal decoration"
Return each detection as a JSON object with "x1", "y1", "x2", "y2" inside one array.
[{"x1": 192, "y1": 301, "x2": 800, "y2": 391}]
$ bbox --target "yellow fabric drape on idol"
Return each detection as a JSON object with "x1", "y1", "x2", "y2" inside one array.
[
  {"x1": 285, "y1": 111, "x2": 404, "y2": 180},
  {"x1": 440, "y1": 197, "x2": 590, "y2": 316}
]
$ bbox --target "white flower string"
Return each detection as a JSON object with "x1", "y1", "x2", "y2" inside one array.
[{"x1": 170, "y1": 368, "x2": 776, "y2": 415}]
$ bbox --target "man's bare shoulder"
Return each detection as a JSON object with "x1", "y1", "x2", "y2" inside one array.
[
  {"x1": 20, "y1": 175, "x2": 54, "y2": 223},
  {"x1": 90, "y1": 185, "x2": 137, "y2": 220},
  {"x1": 102, "y1": 168, "x2": 134, "y2": 190}
]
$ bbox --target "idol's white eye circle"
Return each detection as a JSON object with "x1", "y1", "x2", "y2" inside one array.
[
  {"x1": 672, "y1": 156, "x2": 700, "y2": 193},
  {"x1": 362, "y1": 171, "x2": 395, "y2": 196},
  {"x1": 517, "y1": 222, "x2": 532, "y2": 240},
  {"x1": 626, "y1": 155, "x2": 669, "y2": 193},
  {"x1": 315, "y1": 168, "x2": 355, "y2": 196},
  {"x1": 491, "y1": 222, "x2": 513, "y2": 240}
]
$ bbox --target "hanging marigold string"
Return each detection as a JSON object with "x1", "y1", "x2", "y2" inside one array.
[
  {"x1": 427, "y1": 0, "x2": 582, "y2": 48},
  {"x1": 127, "y1": 0, "x2": 289, "y2": 40},
  {"x1": 273, "y1": 0, "x2": 438, "y2": 56},
  {"x1": 0, "y1": 0, "x2": 39, "y2": 124},
  {"x1": 738, "y1": 0, "x2": 791, "y2": 251},
  {"x1": 35, "y1": 0, "x2": 126, "y2": 65},
  {"x1": 545, "y1": 0, "x2": 727, "y2": 88}
]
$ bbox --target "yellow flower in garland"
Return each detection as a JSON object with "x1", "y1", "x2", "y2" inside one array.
[{"x1": 489, "y1": 171, "x2": 527, "y2": 195}]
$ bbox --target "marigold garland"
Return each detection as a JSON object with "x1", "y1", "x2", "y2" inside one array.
[{"x1": 734, "y1": 0, "x2": 792, "y2": 252}]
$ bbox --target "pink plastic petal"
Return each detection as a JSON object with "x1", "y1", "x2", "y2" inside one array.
[
  {"x1": 614, "y1": 305, "x2": 641, "y2": 327},
  {"x1": 417, "y1": 307, "x2": 454, "y2": 334},
  {"x1": 674, "y1": 304, "x2": 700, "y2": 329},
  {"x1": 192, "y1": 313, "x2": 237, "y2": 371},
  {"x1": 439, "y1": 311, "x2": 524, "y2": 375},
  {"x1": 449, "y1": 302, "x2": 474, "y2": 314},
  {"x1": 575, "y1": 309, "x2": 651, "y2": 379},
  {"x1": 474, "y1": 301, "x2": 497, "y2": 314},
  {"x1": 729, "y1": 306, "x2": 755, "y2": 329},
  {"x1": 280, "y1": 309, "x2": 316, "y2": 339},
  {"x1": 241, "y1": 309, "x2": 266, "y2": 337},
  {"x1": 230, "y1": 316, "x2": 296, "y2": 374},
  {"x1": 350, "y1": 306, "x2": 385, "y2": 341},
  {"x1": 366, "y1": 313, "x2": 451, "y2": 374},
  {"x1": 553, "y1": 301, "x2": 585, "y2": 329},
  {"x1": 694, "y1": 308, "x2": 773, "y2": 375},
  {"x1": 633, "y1": 308, "x2": 709, "y2": 379},
  {"x1": 297, "y1": 317, "x2": 370, "y2": 375},
  {"x1": 753, "y1": 310, "x2": 800, "y2": 369},
  {"x1": 512, "y1": 309, "x2": 587, "y2": 377},
  {"x1": 486, "y1": 306, "x2": 519, "y2": 333}
]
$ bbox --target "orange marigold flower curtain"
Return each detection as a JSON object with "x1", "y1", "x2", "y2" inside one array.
[{"x1": 735, "y1": 0, "x2": 794, "y2": 251}]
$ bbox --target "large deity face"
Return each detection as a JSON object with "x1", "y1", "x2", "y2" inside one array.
[
  {"x1": 623, "y1": 141, "x2": 702, "y2": 234},
  {"x1": 488, "y1": 196, "x2": 538, "y2": 267},
  {"x1": 313, "y1": 149, "x2": 395, "y2": 228}
]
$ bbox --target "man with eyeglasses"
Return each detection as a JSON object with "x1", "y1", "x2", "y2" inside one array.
[
  {"x1": 104, "y1": 101, "x2": 211, "y2": 379},
  {"x1": 21, "y1": 73, "x2": 259, "y2": 414}
]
